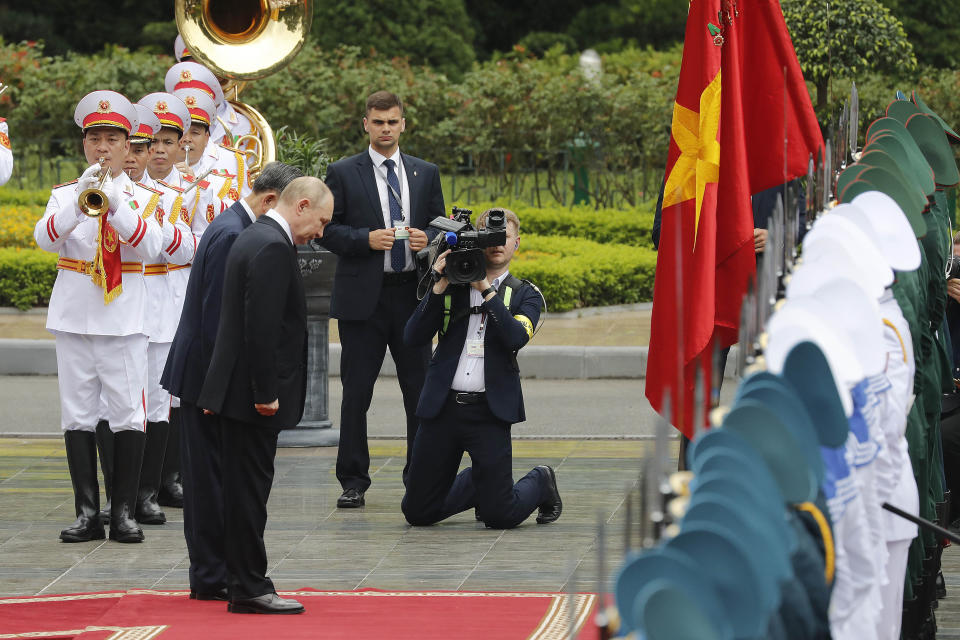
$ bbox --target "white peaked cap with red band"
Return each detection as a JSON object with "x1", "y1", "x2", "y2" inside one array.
[
  {"x1": 131, "y1": 104, "x2": 162, "y2": 142},
  {"x1": 172, "y1": 88, "x2": 216, "y2": 128},
  {"x1": 139, "y1": 92, "x2": 192, "y2": 134},
  {"x1": 174, "y1": 34, "x2": 191, "y2": 62},
  {"x1": 165, "y1": 61, "x2": 224, "y2": 108},
  {"x1": 73, "y1": 90, "x2": 138, "y2": 134}
]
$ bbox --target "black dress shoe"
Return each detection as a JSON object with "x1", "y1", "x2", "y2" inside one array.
[
  {"x1": 337, "y1": 487, "x2": 365, "y2": 508},
  {"x1": 190, "y1": 587, "x2": 229, "y2": 601},
  {"x1": 535, "y1": 465, "x2": 562, "y2": 524},
  {"x1": 228, "y1": 592, "x2": 304, "y2": 614}
]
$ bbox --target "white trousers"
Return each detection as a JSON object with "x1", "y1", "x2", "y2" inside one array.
[
  {"x1": 147, "y1": 340, "x2": 172, "y2": 422},
  {"x1": 876, "y1": 537, "x2": 911, "y2": 640},
  {"x1": 54, "y1": 331, "x2": 147, "y2": 432}
]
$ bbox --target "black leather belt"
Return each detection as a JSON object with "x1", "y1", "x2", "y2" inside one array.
[
  {"x1": 450, "y1": 391, "x2": 486, "y2": 405},
  {"x1": 383, "y1": 271, "x2": 417, "y2": 285}
]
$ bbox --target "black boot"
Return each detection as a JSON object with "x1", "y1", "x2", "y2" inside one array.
[
  {"x1": 136, "y1": 421, "x2": 168, "y2": 524},
  {"x1": 95, "y1": 420, "x2": 113, "y2": 524},
  {"x1": 158, "y1": 408, "x2": 183, "y2": 508},
  {"x1": 60, "y1": 431, "x2": 105, "y2": 542},
  {"x1": 109, "y1": 430, "x2": 145, "y2": 543}
]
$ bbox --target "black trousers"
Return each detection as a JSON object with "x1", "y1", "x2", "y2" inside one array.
[
  {"x1": 220, "y1": 415, "x2": 281, "y2": 600},
  {"x1": 337, "y1": 279, "x2": 429, "y2": 491},
  {"x1": 180, "y1": 400, "x2": 226, "y2": 594},
  {"x1": 401, "y1": 395, "x2": 545, "y2": 529}
]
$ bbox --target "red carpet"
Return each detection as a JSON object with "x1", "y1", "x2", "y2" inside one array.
[{"x1": 0, "y1": 589, "x2": 598, "y2": 639}]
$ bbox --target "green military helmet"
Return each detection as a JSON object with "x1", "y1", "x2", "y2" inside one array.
[
  {"x1": 912, "y1": 90, "x2": 960, "y2": 144},
  {"x1": 885, "y1": 98, "x2": 923, "y2": 125},
  {"x1": 905, "y1": 113, "x2": 960, "y2": 187},
  {"x1": 858, "y1": 148, "x2": 929, "y2": 202},
  {"x1": 863, "y1": 125, "x2": 935, "y2": 196},
  {"x1": 855, "y1": 165, "x2": 927, "y2": 221},
  {"x1": 836, "y1": 164, "x2": 868, "y2": 198},
  {"x1": 838, "y1": 179, "x2": 877, "y2": 205}
]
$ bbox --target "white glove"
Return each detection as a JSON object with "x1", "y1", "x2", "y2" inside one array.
[
  {"x1": 101, "y1": 176, "x2": 122, "y2": 215},
  {"x1": 76, "y1": 163, "x2": 103, "y2": 195}
]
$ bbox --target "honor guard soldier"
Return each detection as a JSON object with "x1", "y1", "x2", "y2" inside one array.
[
  {"x1": 170, "y1": 86, "x2": 240, "y2": 209},
  {"x1": 0, "y1": 114, "x2": 11, "y2": 186},
  {"x1": 166, "y1": 61, "x2": 251, "y2": 200},
  {"x1": 34, "y1": 91, "x2": 162, "y2": 543},
  {"x1": 174, "y1": 34, "x2": 190, "y2": 63},
  {"x1": 128, "y1": 104, "x2": 197, "y2": 524}
]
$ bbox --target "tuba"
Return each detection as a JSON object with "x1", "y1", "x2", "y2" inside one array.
[{"x1": 175, "y1": 0, "x2": 312, "y2": 180}]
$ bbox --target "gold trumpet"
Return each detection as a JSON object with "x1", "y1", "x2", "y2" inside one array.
[{"x1": 77, "y1": 158, "x2": 111, "y2": 218}]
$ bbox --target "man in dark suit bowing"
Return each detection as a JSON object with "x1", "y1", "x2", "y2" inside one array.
[
  {"x1": 197, "y1": 177, "x2": 332, "y2": 615},
  {"x1": 401, "y1": 208, "x2": 562, "y2": 529},
  {"x1": 320, "y1": 90, "x2": 446, "y2": 508},
  {"x1": 161, "y1": 162, "x2": 303, "y2": 603}
]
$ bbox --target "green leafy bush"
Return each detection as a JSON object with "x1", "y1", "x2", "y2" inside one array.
[
  {"x1": 513, "y1": 235, "x2": 657, "y2": 311},
  {"x1": 0, "y1": 247, "x2": 58, "y2": 310},
  {"x1": 0, "y1": 187, "x2": 50, "y2": 207}
]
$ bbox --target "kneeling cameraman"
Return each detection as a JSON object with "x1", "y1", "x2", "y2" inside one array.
[{"x1": 401, "y1": 208, "x2": 561, "y2": 528}]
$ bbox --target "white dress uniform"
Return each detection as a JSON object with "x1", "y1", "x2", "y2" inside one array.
[
  {"x1": 0, "y1": 118, "x2": 11, "y2": 186},
  {"x1": 34, "y1": 94, "x2": 162, "y2": 434},
  {"x1": 173, "y1": 86, "x2": 250, "y2": 204},
  {"x1": 876, "y1": 292, "x2": 919, "y2": 640}
]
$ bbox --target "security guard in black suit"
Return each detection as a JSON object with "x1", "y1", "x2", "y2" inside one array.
[{"x1": 401, "y1": 208, "x2": 562, "y2": 529}]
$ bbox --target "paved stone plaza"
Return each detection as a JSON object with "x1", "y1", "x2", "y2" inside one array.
[{"x1": 0, "y1": 437, "x2": 649, "y2": 598}]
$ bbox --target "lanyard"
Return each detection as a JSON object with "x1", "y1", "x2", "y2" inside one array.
[{"x1": 377, "y1": 161, "x2": 405, "y2": 221}]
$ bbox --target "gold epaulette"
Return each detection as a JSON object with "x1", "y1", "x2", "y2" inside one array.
[
  {"x1": 157, "y1": 179, "x2": 185, "y2": 194},
  {"x1": 217, "y1": 142, "x2": 244, "y2": 154},
  {"x1": 52, "y1": 179, "x2": 79, "y2": 189},
  {"x1": 135, "y1": 182, "x2": 164, "y2": 195}
]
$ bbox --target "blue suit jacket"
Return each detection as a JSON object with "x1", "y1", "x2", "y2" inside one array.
[
  {"x1": 320, "y1": 150, "x2": 445, "y2": 321},
  {"x1": 403, "y1": 280, "x2": 542, "y2": 424},
  {"x1": 161, "y1": 201, "x2": 253, "y2": 404}
]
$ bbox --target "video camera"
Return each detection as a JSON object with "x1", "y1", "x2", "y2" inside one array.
[{"x1": 416, "y1": 207, "x2": 507, "y2": 296}]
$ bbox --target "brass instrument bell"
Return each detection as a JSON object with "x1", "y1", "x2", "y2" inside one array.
[{"x1": 77, "y1": 159, "x2": 111, "y2": 218}]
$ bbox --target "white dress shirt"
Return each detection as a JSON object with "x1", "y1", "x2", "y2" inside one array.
[
  {"x1": 451, "y1": 272, "x2": 509, "y2": 393},
  {"x1": 368, "y1": 146, "x2": 413, "y2": 272},
  {"x1": 264, "y1": 209, "x2": 294, "y2": 245},
  {"x1": 239, "y1": 197, "x2": 257, "y2": 224}
]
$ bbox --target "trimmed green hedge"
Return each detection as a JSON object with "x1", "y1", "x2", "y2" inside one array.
[
  {"x1": 451, "y1": 200, "x2": 657, "y2": 248},
  {"x1": 0, "y1": 237, "x2": 658, "y2": 313},
  {"x1": 0, "y1": 188, "x2": 51, "y2": 207},
  {"x1": 512, "y1": 235, "x2": 657, "y2": 311},
  {"x1": 0, "y1": 248, "x2": 58, "y2": 310}
]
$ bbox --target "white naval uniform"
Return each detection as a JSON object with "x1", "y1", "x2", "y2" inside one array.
[
  {"x1": 35, "y1": 171, "x2": 162, "y2": 433},
  {"x1": 875, "y1": 291, "x2": 919, "y2": 640},
  {"x1": 137, "y1": 176, "x2": 196, "y2": 422},
  {"x1": 195, "y1": 140, "x2": 251, "y2": 204},
  {"x1": 210, "y1": 101, "x2": 253, "y2": 154},
  {"x1": 0, "y1": 118, "x2": 11, "y2": 186}
]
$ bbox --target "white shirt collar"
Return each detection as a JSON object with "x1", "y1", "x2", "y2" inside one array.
[
  {"x1": 264, "y1": 209, "x2": 294, "y2": 245},
  {"x1": 239, "y1": 197, "x2": 257, "y2": 223},
  {"x1": 368, "y1": 145, "x2": 401, "y2": 169},
  {"x1": 492, "y1": 271, "x2": 509, "y2": 289}
]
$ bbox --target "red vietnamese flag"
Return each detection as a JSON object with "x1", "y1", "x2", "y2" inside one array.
[{"x1": 645, "y1": 0, "x2": 823, "y2": 437}]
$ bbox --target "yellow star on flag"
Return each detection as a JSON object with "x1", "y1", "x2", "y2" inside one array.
[{"x1": 662, "y1": 70, "x2": 722, "y2": 248}]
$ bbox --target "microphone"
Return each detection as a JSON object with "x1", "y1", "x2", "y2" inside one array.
[{"x1": 445, "y1": 231, "x2": 459, "y2": 246}]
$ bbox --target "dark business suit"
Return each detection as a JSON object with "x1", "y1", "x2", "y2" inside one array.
[
  {"x1": 197, "y1": 215, "x2": 307, "y2": 600},
  {"x1": 161, "y1": 200, "x2": 251, "y2": 596},
  {"x1": 321, "y1": 150, "x2": 445, "y2": 491},
  {"x1": 401, "y1": 278, "x2": 546, "y2": 528}
]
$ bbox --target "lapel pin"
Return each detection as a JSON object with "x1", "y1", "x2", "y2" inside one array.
[{"x1": 414, "y1": 170, "x2": 418, "y2": 177}]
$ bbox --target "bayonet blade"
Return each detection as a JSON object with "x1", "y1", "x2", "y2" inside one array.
[{"x1": 849, "y1": 82, "x2": 860, "y2": 158}]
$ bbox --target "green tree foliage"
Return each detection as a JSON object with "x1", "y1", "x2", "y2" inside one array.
[
  {"x1": 781, "y1": 0, "x2": 916, "y2": 112},
  {"x1": 566, "y1": 0, "x2": 687, "y2": 53},
  {"x1": 465, "y1": 0, "x2": 593, "y2": 57},
  {"x1": 311, "y1": 1, "x2": 476, "y2": 79},
  {"x1": 877, "y1": 0, "x2": 958, "y2": 69},
  {"x1": 0, "y1": 1, "x2": 173, "y2": 57}
]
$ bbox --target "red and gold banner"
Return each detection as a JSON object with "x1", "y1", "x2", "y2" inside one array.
[
  {"x1": 91, "y1": 218, "x2": 123, "y2": 304},
  {"x1": 645, "y1": 0, "x2": 823, "y2": 437}
]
